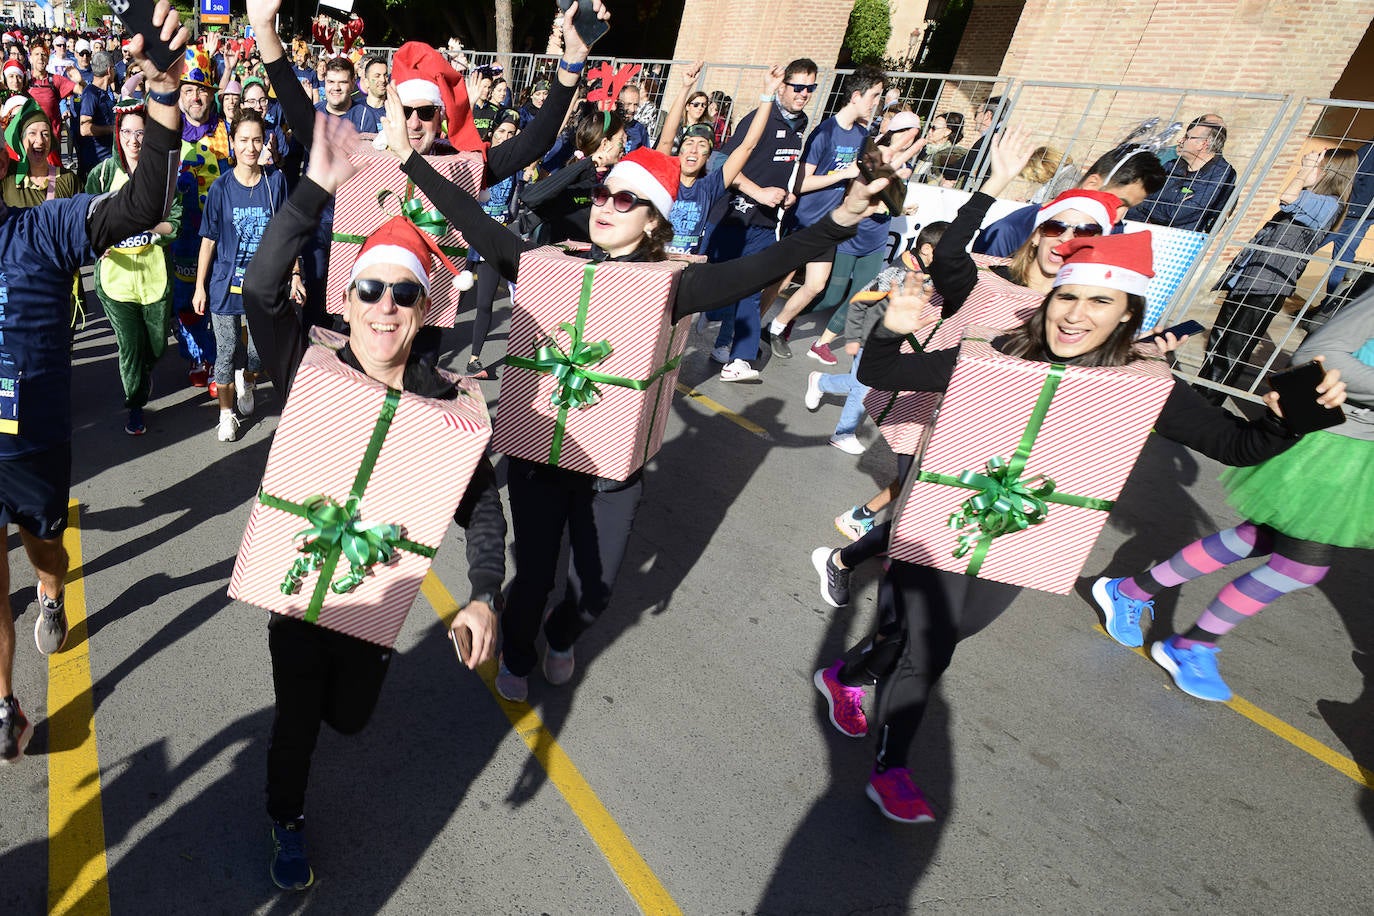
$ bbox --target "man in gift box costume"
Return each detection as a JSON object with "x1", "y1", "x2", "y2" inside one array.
[
  {"x1": 240, "y1": 113, "x2": 506, "y2": 892},
  {"x1": 812, "y1": 230, "x2": 1345, "y2": 824},
  {"x1": 0, "y1": 3, "x2": 187, "y2": 764}
]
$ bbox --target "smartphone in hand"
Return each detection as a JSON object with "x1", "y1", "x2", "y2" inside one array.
[
  {"x1": 450, "y1": 625, "x2": 473, "y2": 668},
  {"x1": 109, "y1": 0, "x2": 181, "y2": 73},
  {"x1": 1268, "y1": 359, "x2": 1345, "y2": 434},
  {"x1": 857, "y1": 137, "x2": 908, "y2": 214},
  {"x1": 557, "y1": 0, "x2": 610, "y2": 48},
  {"x1": 1138, "y1": 319, "x2": 1205, "y2": 344}
]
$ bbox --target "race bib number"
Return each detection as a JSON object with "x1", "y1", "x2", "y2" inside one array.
[{"x1": 0, "y1": 367, "x2": 19, "y2": 435}]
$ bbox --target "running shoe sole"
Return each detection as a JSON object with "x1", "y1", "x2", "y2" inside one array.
[
  {"x1": 1149, "y1": 640, "x2": 1230, "y2": 702},
  {"x1": 1091, "y1": 576, "x2": 1142, "y2": 648},
  {"x1": 812, "y1": 667, "x2": 866, "y2": 738},
  {"x1": 865, "y1": 782, "x2": 936, "y2": 823}
]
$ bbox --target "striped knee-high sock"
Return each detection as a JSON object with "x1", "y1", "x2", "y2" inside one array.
[
  {"x1": 1117, "y1": 523, "x2": 1271, "y2": 602},
  {"x1": 1177, "y1": 553, "x2": 1330, "y2": 646}
]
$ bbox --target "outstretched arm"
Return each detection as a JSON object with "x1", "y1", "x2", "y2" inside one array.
[
  {"x1": 249, "y1": 0, "x2": 317, "y2": 144},
  {"x1": 721, "y1": 66, "x2": 784, "y2": 189},
  {"x1": 655, "y1": 61, "x2": 702, "y2": 154}
]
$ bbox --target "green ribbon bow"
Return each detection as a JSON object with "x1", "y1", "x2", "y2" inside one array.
[
  {"x1": 332, "y1": 180, "x2": 468, "y2": 261},
  {"x1": 915, "y1": 362, "x2": 1114, "y2": 576},
  {"x1": 258, "y1": 388, "x2": 437, "y2": 623},
  {"x1": 506, "y1": 262, "x2": 682, "y2": 467}
]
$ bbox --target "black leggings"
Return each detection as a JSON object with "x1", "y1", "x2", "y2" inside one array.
[
  {"x1": 462, "y1": 260, "x2": 505, "y2": 361},
  {"x1": 841, "y1": 561, "x2": 1020, "y2": 770},
  {"x1": 501, "y1": 458, "x2": 643, "y2": 677},
  {"x1": 265, "y1": 614, "x2": 392, "y2": 823}
]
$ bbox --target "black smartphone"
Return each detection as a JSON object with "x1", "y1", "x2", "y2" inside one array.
[
  {"x1": 109, "y1": 0, "x2": 180, "y2": 73},
  {"x1": 857, "y1": 137, "x2": 908, "y2": 214},
  {"x1": 557, "y1": 0, "x2": 610, "y2": 48},
  {"x1": 1138, "y1": 319, "x2": 1205, "y2": 344},
  {"x1": 1268, "y1": 359, "x2": 1346, "y2": 434}
]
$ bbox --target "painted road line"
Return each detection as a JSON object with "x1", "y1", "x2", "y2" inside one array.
[
  {"x1": 1097, "y1": 625, "x2": 1374, "y2": 790},
  {"x1": 47, "y1": 500, "x2": 111, "y2": 916},
  {"x1": 420, "y1": 572, "x2": 683, "y2": 916},
  {"x1": 675, "y1": 382, "x2": 770, "y2": 440}
]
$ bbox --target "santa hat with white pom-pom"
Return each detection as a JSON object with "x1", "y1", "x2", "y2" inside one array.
[{"x1": 349, "y1": 215, "x2": 475, "y2": 308}]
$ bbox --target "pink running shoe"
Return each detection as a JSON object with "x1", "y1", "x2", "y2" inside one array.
[
  {"x1": 813, "y1": 661, "x2": 867, "y2": 737},
  {"x1": 867, "y1": 767, "x2": 936, "y2": 823},
  {"x1": 808, "y1": 342, "x2": 838, "y2": 365}
]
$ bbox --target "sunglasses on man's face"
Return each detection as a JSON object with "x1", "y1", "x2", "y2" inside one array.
[
  {"x1": 403, "y1": 104, "x2": 439, "y2": 121},
  {"x1": 592, "y1": 185, "x2": 650, "y2": 213},
  {"x1": 784, "y1": 82, "x2": 817, "y2": 94},
  {"x1": 351, "y1": 278, "x2": 426, "y2": 308},
  {"x1": 1040, "y1": 219, "x2": 1104, "y2": 239}
]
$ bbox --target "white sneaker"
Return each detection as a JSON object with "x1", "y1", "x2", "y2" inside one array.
[
  {"x1": 804, "y1": 371, "x2": 823, "y2": 410},
  {"x1": 234, "y1": 369, "x2": 255, "y2": 416},
  {"x1": 829, "y1": 434, "x2": 865, "y2": 455},
  {"x1": 720, "y1": 358, "x2": 759, "y2": 382},
  {"x1": 710, "y1": 345, "x2": 731, "y2": 364},
  {"x1": 217, "y1": 411, "x2": 240, "y2": 442}
]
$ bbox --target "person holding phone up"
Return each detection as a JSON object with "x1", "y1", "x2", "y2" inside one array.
[{"x1": 1094, "y1": 292, "x2": 1369, "y2": 703}]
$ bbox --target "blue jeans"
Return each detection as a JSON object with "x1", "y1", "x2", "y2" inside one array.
[
  {"x1": 705, "y1": 221, "x2": 777, "y2": 361},
  {"x1": 818, "y1": 347, "x2": 869, "y2": 437},
  {"x1": 1323, "y1": 215, "x2": 1374, "y2": 294},
  {"x1": 171, "y1": 271, "x2": 216, "y2": 365}
]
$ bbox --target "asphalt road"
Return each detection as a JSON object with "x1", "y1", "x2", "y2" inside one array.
[{"x1": 2, "y1": 297, "x2": 1371, "y2": 915}]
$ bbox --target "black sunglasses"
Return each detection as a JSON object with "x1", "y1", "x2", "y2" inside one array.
[
  {"x1": 402, "y1": 104, "x2": 439, "y2": 121},
  {"x1": 1039, "y1": 218, "x2": 1104, "y2": 239},
  {"x1": 592, "y1": 185, "x2": 650, "y2": 213},
  {"x1": 351, "y1": 278, "x2": 426, "y2": 308},
  {"x1": 785, "y1": 81, "x2": 818, "y2": 93}
]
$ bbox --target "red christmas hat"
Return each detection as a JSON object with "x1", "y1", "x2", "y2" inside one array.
[
  {"x1": 391, "y1": 41, "x2": 485, "y2": 158},
  {"x1": 1052, "y1": 231, "x2": 1155, "y2": 297},
  {"x1": 606, "y1": 148, "x2": 680, "y2": 219},
  {"x1": 1035, "y1": 188, "x2": 1122, "y2": 235},
  {"x1": 349, "y1": 215, "x2": 462, "y2": 297}
]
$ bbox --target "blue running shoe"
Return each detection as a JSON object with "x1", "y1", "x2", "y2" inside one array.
[
  {"x1": 1151, "y1": 638, "x2": 1232, "y2": 702},
  {"x1": 270, "y1": 819, "x2": 315, "y2": 891},
  {"x1": 1092, "y1": 577, "x2": 1152, "y2": 648}
]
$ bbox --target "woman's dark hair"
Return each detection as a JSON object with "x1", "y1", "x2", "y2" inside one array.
[
  {"x1": 685, "y1": 90, "x2": 709, "y2": 124},
  {"x1": 1001, "y1": 290, "x2": 1148, "y2": 367},
  {"x1": 573, "y1": 102, "x2": 624, "y2": 156},
  {"x1": 942, "y1": 111, "x2": 965, "y2": 146},
  {"x1": 231, "y1": 108, "x2": 266, "y2": 138}
]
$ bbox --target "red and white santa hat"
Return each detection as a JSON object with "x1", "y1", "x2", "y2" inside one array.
[
  {"x1": 605, "y1": 147, "x2": 681, "y2": 220},
  {"x1": 1052, "y1": 231, "x2": 1155, "y2": 297},
  {"x1": 1034, "y1": 188, "x2": 1121, "y2": 236},
  {"x1": 390, "y1": 41, "x2": 485, "y2": 157},
  {"x1": 2, "y1": 60, "x2": 23, "y2": 79},
  {"x1": 348, "y1": 215, "x2": 465, "y2": 297}
]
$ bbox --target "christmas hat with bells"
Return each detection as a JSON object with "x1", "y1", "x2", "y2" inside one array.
[
  {"x1": 348, "y1": 215, "x2": 474, "y2": 310},
  {"x1": 390, "y1": 41, "x2": 486, "y2": 157},
  {"x1": 1052, "y1": 231, "x2": 1155, "y2": 297}
]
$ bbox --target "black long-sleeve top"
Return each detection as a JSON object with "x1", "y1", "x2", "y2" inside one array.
[
  {"x1": 242, "y1": 178, "x2": 507, "y2": 607},
  {"x1": 929, "y1": 191, "x2": 1016, "y2": 318},
  {"x1": 397, "y1": 150, "x2": 859, "y2": 322},
  {"x1": 857, "y1": 326, "x2": 1299, "y2": 467},
  {"x1": 518, "y1": 154, "x2": 598, "y2": 245},
  {"x1": 265, "y1": 55, "x2": 576, "y2": 186}
]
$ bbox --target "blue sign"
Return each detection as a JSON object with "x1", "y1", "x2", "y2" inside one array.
[{"x1": 201, "y1": 0, "x2": 230, "y2": 16}]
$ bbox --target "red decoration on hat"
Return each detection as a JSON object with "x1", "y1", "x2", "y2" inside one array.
[
  {"x1": 391, "y1": 41, "x2": 486, "y2": 158},
  {"x1": 1052, "y1": 232, "x2": 1155, "y2": 297},
  {"x1": 586, "y1": 61, "x2": 640, "y2": 112}
]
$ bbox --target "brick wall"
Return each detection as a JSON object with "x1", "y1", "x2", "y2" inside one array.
[
  {"x1": 672, "y1": 0, "x2": 856, "y2": 70},
  {"x1": 950, "y1": 0, "x2": 1024, "y2": 75}
]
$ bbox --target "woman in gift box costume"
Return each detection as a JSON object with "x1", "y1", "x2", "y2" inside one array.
[
  {"x1": 810, "y1": 231, "x2": 1347, "y2": 824},
  {"x1": 241, "y1": 114, "x2": 507, "y2": 892},
  {"x1": 1093, "y1": 291, "x2": 1374, "y2": 702},
  {"x1": 379, "y1": 89, "x2": 896, "y2": 703}
]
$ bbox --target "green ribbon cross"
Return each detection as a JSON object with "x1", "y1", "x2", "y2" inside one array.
[
  {"x1": 505, "y1": 262, "x2": 682, "y2": 467},
  {"x1": 331, "y1": 181, "x2": 468, "y2": 260},
  {"x1": 915, "y1": 362, "x2": 1114, "y2": 577},
  {"x1": 873, "y1": 318, "x2": 944, "y2": 425},
  {"x1": 258, "y1": 388, "x2": 437, "y2": 623}
]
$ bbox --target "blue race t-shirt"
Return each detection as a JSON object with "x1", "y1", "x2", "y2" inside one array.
[
  {"x1": 0, "y1": 195, "x2": 98, "y2": 456},
  {"x1": 792, "y1": 117, "x2": 866, "y2": 228},
  {"x1": 841, "y1": 209, "x2": 892, "y2": 258},
  {"x1": 200, "y1": 168, "x2": 288, "y2": 316},
  {"x1": 668, "y1": 169, "x2": 728, "y2": 255}
]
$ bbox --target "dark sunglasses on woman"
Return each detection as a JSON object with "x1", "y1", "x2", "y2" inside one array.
[
  {"x1": 1040, "y1": 218, "x2": 1104, "y2": 239},
  {"x1": 592, "y1": 185, "x2": 651, "y2": 213}
]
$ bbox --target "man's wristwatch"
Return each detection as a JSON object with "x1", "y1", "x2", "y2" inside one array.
[{"x1": 147, "y1": 87, "x2": 179, "y2": 106}]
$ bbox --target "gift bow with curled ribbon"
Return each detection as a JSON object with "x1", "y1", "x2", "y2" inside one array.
[{"x1": 945, "y1": 457, "x2": 1057, "y2": 558}]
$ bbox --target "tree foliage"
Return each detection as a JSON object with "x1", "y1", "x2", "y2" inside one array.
[{"x1": 842, "y1": 0, "x2": 891, "y2": 66}]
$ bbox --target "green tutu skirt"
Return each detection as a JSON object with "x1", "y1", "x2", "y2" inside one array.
[{"x1": 1221, "y1": 430, "x2": 1374, "y2": 548}]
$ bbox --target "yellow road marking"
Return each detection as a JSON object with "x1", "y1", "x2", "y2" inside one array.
[
  {"x1": 1097, "y1": 625, "x2": 1374, "y2": 789},
  {"x1": 47, "y1": 500, "x2": 111, "y2": 916},
  {"x1": 421, "y1": 572, "x2": 683, "y2": 916},
  {"x1": 674, "y1": 382, "x2": 770, "y2": 439}
]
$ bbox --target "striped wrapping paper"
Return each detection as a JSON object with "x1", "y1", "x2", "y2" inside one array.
[
  {"x1": 866, "y1": 268, "x2": 1042, "y2": 455},
  {"x1": 491, "y1": 248, "x2": 691, "y2": 481},
  {"x1": 228, "y1": 329, "x2": 492, "y2": 647},
  {"x1": 326, "y1": 145, "x2": 484, "y2": 328},
  {"x1": 889, "y1": 330, "x2": 1174, "y2": 595}
]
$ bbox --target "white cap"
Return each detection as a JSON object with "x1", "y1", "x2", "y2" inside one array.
[{"x1": 74, "y1": 39, "x2": 91, "y2": 53}]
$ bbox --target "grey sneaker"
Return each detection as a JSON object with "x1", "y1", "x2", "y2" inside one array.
[
  {"x1": 34, "y1": 585, "x2": 69, "y2": 655},
  {"x1": 770, "y1": 333, "x2": 793, "y2": 359},
  {"x1": 543, "y1": 645, "x2": 575, "y2": 686},
  {"x1": 495, "y1": 657, "x2": 529, "y2": 702}
]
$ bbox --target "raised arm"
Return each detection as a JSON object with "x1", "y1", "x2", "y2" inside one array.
[
  {"x1": 487, "y1": 0, "x2": 609, "y2": 183},
  {"x1": 655, "y1": 61, "x2": 703, "y2": 153},
  {"x1": 721, "y1": 66, "x2": 784, "y2": 189},
  {"x1": 249, "y1": 0, "x2": 317, "y2": 144}
]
